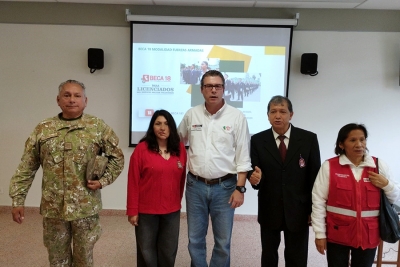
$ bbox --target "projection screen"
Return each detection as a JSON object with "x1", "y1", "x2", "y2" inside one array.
[{"x1": 129, "y1": 16, "x2": 293, "y2": 146}]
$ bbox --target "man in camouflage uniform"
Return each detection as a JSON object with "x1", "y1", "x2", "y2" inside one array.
[{"x1": 9, "y1": 80, "x2": 124, "y2": 267}]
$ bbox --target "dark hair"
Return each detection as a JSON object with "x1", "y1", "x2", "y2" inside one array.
[
  {"x1": 200, "y1": 70, "x2": 225, "y2": 87},
  {"x1": 267, "y1": 95, "x2": 293, "y2": 113},
  {"x1": 334, "y1": 123, "x2": 368, "y2": 155},
  {"x1": 139, "y1": 109, "x2": 181, "y2": 156}
]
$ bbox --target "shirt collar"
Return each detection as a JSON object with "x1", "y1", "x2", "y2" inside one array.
[
  {"x1": 203, "y1": 100, "x2": 226, "y2": 116},
  {"x1": 58, "y1": 112, "x2": 83, "y2": 121},
  {"x1": 339, "y1": 153, "x2": 376, "y2": 168},
  {"x1": 272, "y1": 124, "x2": 292, "y2": 140}
]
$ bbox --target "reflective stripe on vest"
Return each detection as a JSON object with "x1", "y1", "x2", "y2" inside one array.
[{"x1": 327, "y1": 205, "x2": 379, "y2": 217}]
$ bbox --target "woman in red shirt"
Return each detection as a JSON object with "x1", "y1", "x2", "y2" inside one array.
[{"x1": 127, "y1": 109, "x2": 187, "y2": 267}]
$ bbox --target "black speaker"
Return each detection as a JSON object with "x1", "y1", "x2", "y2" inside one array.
[
  {"x1": 88, "y1": 48, "x2": 104, "y2": 71},
  {"x1": 301, "y1": 53, "x2": 318, "y2": 75}
]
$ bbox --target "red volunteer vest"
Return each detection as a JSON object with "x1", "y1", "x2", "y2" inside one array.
[{"x1": 326, "y1": 156, "x2": 380, "y2": 249}]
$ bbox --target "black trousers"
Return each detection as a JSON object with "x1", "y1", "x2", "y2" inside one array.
[
  {"x1": 327, "y1": 242, "x2": 377, "y2": 267},
  {"x1": 135, "y1": 210, "x2": 181, "y2": 267},
  {"x1": 260, "y1": 223, "x2": 309, "y2": 267}
]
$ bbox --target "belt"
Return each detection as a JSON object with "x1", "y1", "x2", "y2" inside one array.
[{"x1": 188, "y1": 172, "x2": 235, "y2": 185}]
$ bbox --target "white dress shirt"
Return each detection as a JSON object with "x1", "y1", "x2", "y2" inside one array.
[
  {"x1": 178, "y1": 102, "x2": 252, "y2": 179},
  {"x1": 272, "y1": 125, "x2": 292, "y2": 149}
]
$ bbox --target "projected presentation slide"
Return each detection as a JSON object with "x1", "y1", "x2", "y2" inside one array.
[{"x1": 129, "y1": 22, "x2": 292, "y2": 146}]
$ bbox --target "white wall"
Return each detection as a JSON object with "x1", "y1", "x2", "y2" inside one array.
[
  {"x1": 1, "y1": 23, "x2": 400, "y2": 214},
  {"x1": 290, "y1": 31, "x2": 400, "y2": 173},
  {"x1": 0, "y1": 24, "x2": 133, "y2": 210}
]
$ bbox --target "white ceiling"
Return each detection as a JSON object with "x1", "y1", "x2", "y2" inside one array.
[{"x1": 2, "y1": 0, "x2": 400, "y2": 10}]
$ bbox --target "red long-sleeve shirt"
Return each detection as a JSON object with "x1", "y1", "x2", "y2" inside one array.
[{"x1": 126, "y1": 141, "x2": 187, "y2": 216}]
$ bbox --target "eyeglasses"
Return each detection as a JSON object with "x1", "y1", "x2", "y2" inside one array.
[{"x1": 203, "y1": 84, "x2": 224, "y2": 90}]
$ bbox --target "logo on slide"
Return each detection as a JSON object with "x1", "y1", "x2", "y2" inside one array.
[
  {"x1": 145, "y1": 109, "x2": 154, "y2": 116},
  {"x1": 141, "y1": 75, "x2": 172, "y2": 83}
]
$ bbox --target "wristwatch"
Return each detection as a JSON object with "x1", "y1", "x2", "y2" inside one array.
[{"x1": 236, "y1": 186, "x2": 246, "y2": 193}]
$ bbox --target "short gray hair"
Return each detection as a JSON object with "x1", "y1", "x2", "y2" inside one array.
[
  {"x1": 267, "y1": 95, "x2": 293, "y2": 113},
  {"x1": 58, "y1": 80, "x2": 86, "y2": 95}
]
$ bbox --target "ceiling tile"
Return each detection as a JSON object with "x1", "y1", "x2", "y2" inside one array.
[
  {"x1": 356, "y1": 0, "x2": 400, "y2": 10},
  {"x1": 254, "y1": 2, "x2": 359, "y2": 8},
  {"x1": 153, "y1": 0, "x2": 255, "y2": 7},
  {"x1": 58, "y1": 0, "x2": 153, "y2": 4},
  {"x1": 2, "y1": 0, "x2": 400, "y2": 10},
  {"x1": 0, "y1": 0, "x2": 55, "y2": 2}
]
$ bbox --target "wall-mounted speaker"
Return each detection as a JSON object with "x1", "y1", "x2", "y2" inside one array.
[
  {"x1": 88, "y1": 48, "x2": 104, "y2": 73},
  {"x1": 301, "y1": 53, "x2": 318, "y2": 76}
]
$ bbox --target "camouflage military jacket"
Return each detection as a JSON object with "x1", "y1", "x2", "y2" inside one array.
[{"x1": 10, "y1": 113, "x2": 124, "y2": 221}]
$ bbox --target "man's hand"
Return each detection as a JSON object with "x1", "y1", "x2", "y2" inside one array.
[
  {"x1": 229, "y1": 190, "x2": 244, "y2": 208},
  {"x1": 12, "y1": 206, "x2": 25, "y2": 224},
  {"x1": 87, "y1": 180, "x2": 102, "y2": 190},
  {"x1": 249, "y1": 166, "x2": 262, "y2": 185}
]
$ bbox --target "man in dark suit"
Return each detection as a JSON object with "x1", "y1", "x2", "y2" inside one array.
[{"x1": 248, "y1": 95, "x2": 321, "y2": 267}]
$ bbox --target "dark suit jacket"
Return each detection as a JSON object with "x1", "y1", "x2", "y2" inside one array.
[{"x1": 249, "y1": 125, "x2": 321, "y2": 232}]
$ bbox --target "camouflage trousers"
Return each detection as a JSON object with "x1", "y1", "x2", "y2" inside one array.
[{"x1": 43, "y1": 214, "x2": 102, "y2": 267}]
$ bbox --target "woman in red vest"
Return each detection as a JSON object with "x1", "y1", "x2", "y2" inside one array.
[{"x1": 311, "y1": 123, "x2": 400, "y2": 266}]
